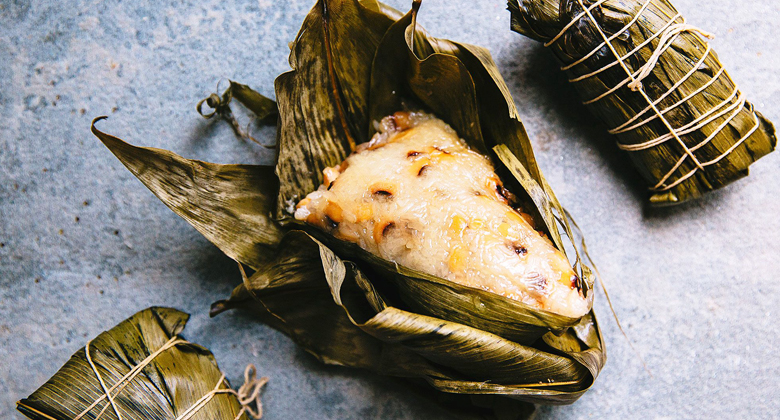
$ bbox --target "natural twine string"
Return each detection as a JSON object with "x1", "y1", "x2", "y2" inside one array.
[
  {"x1": 561, "y1": 0, "x2": 657, "y2": 72},
  {"x1": 546, "y1": 0, "x2": 761, "y2": 192},
  {"x1": 175, "y1": 366, "x2": 268, "y2": 420},
  {"x1": 76, "y1": 336, "x2": 267, "y2": 420},
  {"x1": 625, "y1": 23, "x2": 714, "y2": 91}
]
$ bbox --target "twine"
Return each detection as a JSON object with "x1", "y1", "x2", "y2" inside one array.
[
  {"x1": 175, "y1": 365, "x2": 268, "y2": 420},
  {"x1": 76, "y1": 337, "x2": 267, "y2": 420},
  {"x1": 546, "y1": 0, "x2": 761, "y2": 192},
  {"x1": 626, "y1": 23, "x2": 714, "y2": 91}
]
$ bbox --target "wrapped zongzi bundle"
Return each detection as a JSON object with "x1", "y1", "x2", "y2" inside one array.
[
  {"x1": 91, "y1": 0, "x2": 605, "y2": 411},
  {"x1": 17, "y1": 307, "x2": 266, "y2": 420},
  {"x1": 509, "y1": 0, "x2": 776, "y2": 205}
]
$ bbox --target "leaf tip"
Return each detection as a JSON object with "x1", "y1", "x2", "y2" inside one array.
[
  {"x1": 91, "y1": 115, "x2": 109, "y2": 131},
  {"x1": 210, "y1": 300, "x2": 230, "y2": 317},
  {"x1": 411, "y1": 0, "x2": 421, "y2": 18}
]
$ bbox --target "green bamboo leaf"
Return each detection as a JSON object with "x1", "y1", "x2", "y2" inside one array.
[
  {"x1": 211, "y1": 231, "x2": 445, "y2": 376},
  {"x1": 17, "y1": 307, "x2": 249, "y2": 420},
  {"x1": 360, "y1": 308, "x2": 590, "y2": 388},
  {"x1": 369, "y1": 10, "x2": 487, "y2": 154},
  {"x1": 92, "y1": 118, "x2": 282, "y2": 269},
  {"x1": 446, "y1": 41, "x2": 540, "y2": 179},
  {"x1": 298, "y1": 225, "x2": 580, "y2": 344}
]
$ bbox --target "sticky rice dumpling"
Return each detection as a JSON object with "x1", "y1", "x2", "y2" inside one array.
[{"x1": 296, "y1": 111, "x2": 589, "y2": 318}]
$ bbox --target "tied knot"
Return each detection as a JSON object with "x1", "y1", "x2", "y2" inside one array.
[
  {"x1": 235, "y1": 364, "x2": 269, "y2": 419},
  {"x1": 627, "y1": 23, "x2": 715, "y2": 92}
]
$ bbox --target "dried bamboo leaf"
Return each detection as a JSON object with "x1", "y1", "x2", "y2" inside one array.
[
  {"x1": 17, "y1": 307, "x2": 248, "y2": 420},
  {"x1": 508, "y1": 0, "x2": 776, "y2": 205},
  {"x1": 273, "y1": 0, "x2": 394, "y2": 219},
  {"x1": 215, "y1": 231, "x2": 601, "y2": 406},
  {"x1": 369, "y1": 9, "x2": 487, "y2": 154},
  {"x1": 211, "y1": 231, "x2": 445, "y2": 376},
  {"x1": 300, "y1": 226, "x2": 581, "y2": 344},
  {"x1": 228, "y1": 81, "x2": 278, "y2": 123},
  {"x1": 92, "y1": 118, "x2": 282, "y2": 269},
  {"x1": 360, "y1": 309, "x2": 590, "y2": 391}
]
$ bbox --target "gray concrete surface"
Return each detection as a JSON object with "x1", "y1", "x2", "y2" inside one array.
[{"x1": 1, "y1": 0, "x2": 778, "y2": 418}]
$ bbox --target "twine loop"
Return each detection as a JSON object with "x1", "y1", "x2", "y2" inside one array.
[{"x1": 233, "y1": 364, "x2": 269, "y2": 419}]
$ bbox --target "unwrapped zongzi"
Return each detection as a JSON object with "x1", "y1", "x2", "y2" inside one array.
[
  {"x1": 92, "y1": 0, "x2": 605, "y2": 409},
  {"x1": 295, "y1": 111, "x2": 590, "y2": 318}
]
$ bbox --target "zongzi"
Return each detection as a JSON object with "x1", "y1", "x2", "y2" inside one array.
[
  {"x1": 91, "y1": 0, "x2": 606, "y2": 408},
  {"x1": 17, "y1": 307, "x2": 266, "y2": 420},
  {"x1": 508, "y1": 0, "x2": 776, "y2": 205},
  {"x1": 295, "y1": 111, "x2": 589, "y2": 318}
]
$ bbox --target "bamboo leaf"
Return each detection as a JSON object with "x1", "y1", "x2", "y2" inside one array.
[
  {"x1": 446, "y1": 41, "x2": 541, "y2": 179},
  {"x1": 299, "y1": 225, "x2": 581, "y2": 344},
  {"x1": 229, "y1": 81, "x2": 278, "y2": 123},
  {"x1": 211, "y1": 231, "x2": 445, "y2": 376},
  {"x1": 369, "y1": 10, "x2": 487, "y2": 154},
  {"x1": 215, "y1": 231, "x2": 602, "y2": 406},
  {"x1": 273, "y1": 0, "x2": 394, "y2": 219},
  {"x1": 360, "y1": 308, "x2": 590, "y2": 389},
  {"x1": 92, "y1": 118, "x2": 282, "y2": 269},
  {"x1": 17, "y1": 307, "x2": 248, "y2": 420}
]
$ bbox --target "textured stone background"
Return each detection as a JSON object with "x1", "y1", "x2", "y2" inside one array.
[{"x1": 1, "y1": 0, "x2": 778, "y2": 418}]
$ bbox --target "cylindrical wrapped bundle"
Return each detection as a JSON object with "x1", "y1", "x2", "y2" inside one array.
[
  {"x1": 509, "y1": 0, "x2": 776, "y2": 205},
  {"x1": 91, "y1": 0, "x2": 605, "y2": 413}
]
